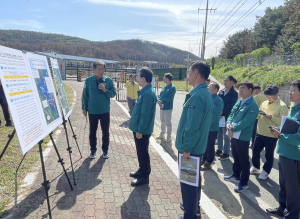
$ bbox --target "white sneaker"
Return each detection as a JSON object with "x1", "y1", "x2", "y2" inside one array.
[
  {"x1": 165, "y1": 136, "x2": 172, "y2": 142},
  {"x1": 156, "y1": 134, "x2": 165, "y2": 139},
  {"x1": 250, "y1": 166, "x2": 260, "y2": 175},
  {"x1": 258, "y1": 170, "x2": 269, "y2": 180}
]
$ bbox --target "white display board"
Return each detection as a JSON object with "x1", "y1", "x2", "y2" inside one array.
[
  {"x1": 0, "y1": 45, "x2": 62, "y2": 154},
  {"x1": 50, "y1": 58, "x2": 71, "y2": 119}
]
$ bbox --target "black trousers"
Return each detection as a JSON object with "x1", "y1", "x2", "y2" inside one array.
[
  {"x1": 203, "y1": 131, "x2": 218, "y2": 164},
  {"x1": 252, "y1": 134, "x2": 278, "y2": 174},
  {"x1": 89, "y1": 112, "x2": 110, "y2": 152},
  {"x1": 251, "y1": 119, "x2": 258, "y2": 147},
  {"x1": 0, "y1": 85, "x2": 11, "y2": 123},
  {"x1": 180, "y1": 154, "x2": 201, "y2": 219},
  {"x1": 133, "y1": 133, "x2": 151, "y2": 178},
  {"x1": 278, "y1": 155, "x2": 300, "y2": 219},
  {"x1": 231, "y1": 138, "x2": 250, "y2": 185}
]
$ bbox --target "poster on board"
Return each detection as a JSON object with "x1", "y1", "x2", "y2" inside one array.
[
  {"x1": 0, "y1": 46, "x2": 63, "y2": 154},
  {"x1": 50, "y1": 58, "x2": 71, "y2": 119},
  {"x1": 26, "y1": 52, "x2": 62, "y2": 133},
  {"x1": 0, "y1": 46, "x2": 46, "y2": 154}
]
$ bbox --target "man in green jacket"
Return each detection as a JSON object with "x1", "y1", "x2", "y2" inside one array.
[
  {"x1": 224, "y1": 81, "x2": 259, "y2": 193},
  {"x1": 129, "y1": 67, "x2": 157, "y2": 187},
  {"x1": 176, "y1": 61, "x2": 213, "y2": 219},
  {"x1": 266, "y1": 80, "x2": 300, "y2": 219},
  {"x1": 156, "y1": 73, "x2": 176, "y2": 142},
  {"x1": 202, "y1": 82, "x2": 224, "y2": 170},
  {"x1": 82, "y1": 60, "x2": 116, "y2": 159}
]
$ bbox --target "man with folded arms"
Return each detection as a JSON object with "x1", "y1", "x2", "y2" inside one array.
[
  {"x1": 129, "y1": 67, "x2": 157, "y2": 187},
  {"x1": 156, "y1": 73, "x2": 176, "y2": 142},
  {"x1": 224, "y1": 81, "x2": 259, "y2": 193},
  {"x1": 250, "y1": 84, "x2": 288, "y2": 180},
  {"x1": 266, "y1": 80, "x2": 300, "y2": 219}
]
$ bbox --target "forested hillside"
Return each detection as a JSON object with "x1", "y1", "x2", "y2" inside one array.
[
  {"x1": 219, "y1": 0, "x2": 300, "y2": 59},
  {"x1": 0, "y1": 29, "x2": 197, "y2": 64}
]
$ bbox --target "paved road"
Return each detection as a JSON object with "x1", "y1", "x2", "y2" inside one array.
[{"x1": 154, "y1": 76, "x2": 284, "y2": 218}]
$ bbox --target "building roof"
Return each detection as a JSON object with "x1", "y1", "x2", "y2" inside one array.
[{"x1": 35, "y1": 52, "x2": 119, "y2": 64}]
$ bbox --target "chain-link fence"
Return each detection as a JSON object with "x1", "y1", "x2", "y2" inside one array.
[{"x1": 245, "y1": 54, "x2": 300, "y2": 67}]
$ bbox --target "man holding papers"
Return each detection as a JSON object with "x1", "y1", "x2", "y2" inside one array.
[
  {"x1": 217, "y1": 75, "x2": 238, "y2": 160},
  {"x1": 266, "y1": 80, "x2": 300, "y2": 219},
  {"x1": 176, "y1": 61, "x2": 213, "y2": 219},
  {"x1": 224, "y1": 81, "x2": 259, "y2": 193},
  {"x1": 202, "y1": 82, "x2": 224, "y2": 170},
  {"x1": 251, "y1": 85, "x2": 289, "y2": 180}
]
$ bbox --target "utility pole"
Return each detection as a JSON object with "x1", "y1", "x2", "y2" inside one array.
[
  {"x1": 215, "y1": 47, "x2": 219, "y2": 56},
  {"x1": 199, "y1": 0, "x2": 216, "y2": 60},
  {"x1": 185, "y1": 53, "x2": 191, "y2": 91}
]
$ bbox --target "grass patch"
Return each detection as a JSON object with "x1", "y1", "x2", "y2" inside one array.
[
  {"x1": 211, "y1": 64, "x2": 300, "y2": 89},
  {"x1": 0, "y1": 83, "x2": 74, "y2": 217},
  {"x1": 170, "y1": 80, "x2": 192, "y2": 91}
]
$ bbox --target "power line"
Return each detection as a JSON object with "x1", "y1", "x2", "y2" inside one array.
[
  {"x1": 207, "y1": 0, "x2": 265, "y2": 47},
  {"x1": 208, "y1": 0, "x2": 232, "y2": 32},
  {"x1": 207, "y1": 0, "x2": 244, "y2": 39}
]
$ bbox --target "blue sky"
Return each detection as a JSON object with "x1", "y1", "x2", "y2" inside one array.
[{"x1": 1, "y1": 0, "x2": 284, "y2": 59}]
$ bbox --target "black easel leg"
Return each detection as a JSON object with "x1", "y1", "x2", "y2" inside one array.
[
  {"x1": 0, "y1": 129, "x2": 16, "y2": 161},
  {"x1": 38, "y1": 140, "x2": 52, "y2": 219},
  {"x1": 68, "y1": 118, "x2": 82, "y2": 158},
  {"x1": 49, "y1": 133, "x2": 73, "y2": 191},
  {"x1": 62, "y1": 118, "x2": 76, "y2": 186}
]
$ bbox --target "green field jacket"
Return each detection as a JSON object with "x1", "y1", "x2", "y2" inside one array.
[{"x1": 158, "y1": 83, "x2": 176, "y2": 110}]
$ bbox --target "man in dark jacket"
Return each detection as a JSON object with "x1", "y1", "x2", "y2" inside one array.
[
  {"x1": 0, "y1": 80, "x2": 12, "y2": 127},
  {"x1": 217, "y1": 75, "x2": 238, "y2": 160}
]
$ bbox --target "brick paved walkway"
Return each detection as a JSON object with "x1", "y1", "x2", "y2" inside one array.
[{"x1": 10, "y1": 80, "x2": 189, "y2": 219}]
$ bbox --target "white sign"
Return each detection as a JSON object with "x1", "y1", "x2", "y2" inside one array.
[{"x1": 0, "y1": 45, "x2": 62, "y2": 154}]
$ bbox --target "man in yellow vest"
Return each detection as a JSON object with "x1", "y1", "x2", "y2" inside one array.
[
  {"x1": 125, "y1": 75, "x2": 140, "y2": 116},
  {"x1": 250, "y1": 84, "x2": 288, "y2": 180},
  {"x1": 250, "y1": 85, "x2": 267, "y2": 148}
]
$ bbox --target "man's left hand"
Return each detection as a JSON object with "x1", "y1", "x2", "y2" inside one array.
[
  {"x1": 136, "y1": 132, "x2": 142, "y2": 139},
  {"x1": 183, "y1": 152, "x2": 190, "y2": 161},
  {"x1": 264, "y1": 114, "x2": 272, "y2": 120},
  {"x1": 158, "y1": 100, "x2": 162, "y2": 107}
]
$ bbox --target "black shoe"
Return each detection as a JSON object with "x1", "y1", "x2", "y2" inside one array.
[
  {"x1": 219, "y1": 153, "x2": 229, "y2": 160},
  {"x1": 5, "y1": 122, "x2": 13, "y2": 127},
  {"x1": 131, "y1": 178, "x2": 149, "y2": 187},
  {"x1": 129, "y1": 171, "x2": 141, "y2": 179},
  {"x1": 215, "y1": 150, "x2": 223, "y2": 157},
  {"x1": 266, "y1": 207, "x2": 284, "y2": 217},
  {"x1": 89, "y1": 150, "x2": 96, "y2": 159},
  {"x1": 180, "y1": 202, "x2": 201, "y2": 217}
]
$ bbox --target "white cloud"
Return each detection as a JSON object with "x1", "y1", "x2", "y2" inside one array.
[
  {"x1": 85, "y1": 0, "x2": 195, "y2": 15},
  {"x1": 0, "y1": 20, "x2": 44, "y2": 29}
]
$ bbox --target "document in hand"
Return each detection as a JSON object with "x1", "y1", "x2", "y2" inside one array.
[
  {"x1": 259, "y1": 109, "x2": 266, "y2": 115},
  {"x1": 219, "y1": 116, "x2": 226, "y2": 127},
  {"x1": 226, "y1": 123, "x2": 241, "y2": 139},
  {"x1": 178, "y1": 153, "x2": 200, "y2": 187},
  {"x1": 280, "y1": 116, "x2": 300, "y2": 134}
]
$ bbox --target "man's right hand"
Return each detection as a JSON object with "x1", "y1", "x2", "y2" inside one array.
[
  {"x1": 83, "y1": 110, "x2": 87, "y2": 117},
  {"x1": 226, "y1": 123, "x2": 232, "y2": 130},
  {"x1": 158, "y1": 100, "x2": 162, "y2": 107}
]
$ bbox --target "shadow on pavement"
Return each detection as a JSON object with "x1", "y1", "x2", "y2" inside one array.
[
  {"x1": 9, "y1": 157, "x2": 105, "y2": 218},
  {"x1": 202, "y1": 169, "x2": 242, "y2": 217},
  {"x1": 121, "y1": 185, "x2": 150, "y2": 219}
]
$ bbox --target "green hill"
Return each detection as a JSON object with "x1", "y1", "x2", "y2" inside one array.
[{"x1": 0, "y1": 29, "x2": 198, "y2": 65}]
